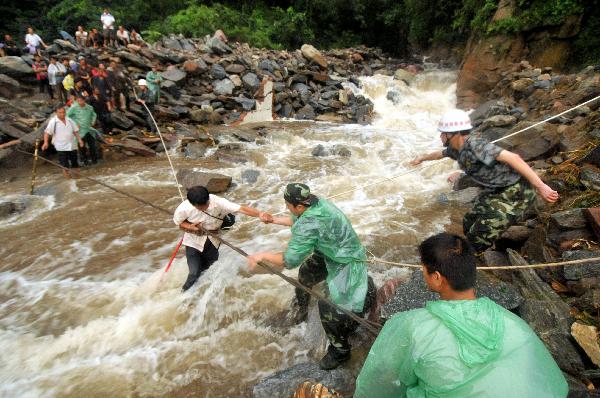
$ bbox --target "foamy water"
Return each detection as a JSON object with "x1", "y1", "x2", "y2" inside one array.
[{"x1": 0, "y1": 71, "x2": 462, "y2": 396}]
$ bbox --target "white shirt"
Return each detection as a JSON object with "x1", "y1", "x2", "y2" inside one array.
[
  {"x1": 173, "y1": 196, "x2": 241, "y2": 251},
  {"x1": 45, "y1": 116, "x2": 78, "y2": 151},
  {"x1": 75, "y1": 31, "x2": 88, "y2": 39},
  {"x1": 25, "y1": 33, "x2": 42, "y2": 47},
  {"x1": 117, "y1": 30, "x2": 129, "y2": 41},
  {"x1": 101, "y1": 13, "x2": 115, "y2": 30},
  {"x1": 47, "y1": 63, "x2": 66, "y2": 85}
]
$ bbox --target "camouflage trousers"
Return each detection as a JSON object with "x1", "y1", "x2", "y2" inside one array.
[
  {"x1": 463, "y1": 179, "x2": 537, "y2": 253},
  {"x1": 297, "y1": 253, "x2": 376, "y2": 352}
]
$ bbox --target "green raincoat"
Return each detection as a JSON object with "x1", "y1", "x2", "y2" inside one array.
[
  {"x1": 283, "y1": 198, "x2": 368, "y2": 313},
  {"x1": 355, "y1": 297, "x2": 568, "y2": 397}
]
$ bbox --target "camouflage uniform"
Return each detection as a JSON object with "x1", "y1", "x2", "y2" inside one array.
[
  {"x1": 444, "y1": 136, "x2": 537, "y2": 252},
  {"x1": 297, "y1": 253, "x2": 376, "y2": 352}
]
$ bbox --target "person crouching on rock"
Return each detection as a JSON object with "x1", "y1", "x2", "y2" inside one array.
[
  {"x1": 42, "y1": 105, "x2": 84, "y2": 178},
  {"x1": 173, "y1": 185, "x2": 270, "y2": 292},
  {"x1": 247, "y1": 183, "x2": 376, "y2": 370},
  {"x1": 354, "y1": 233, "x2": 567, "y2": 397},
  {"x1": 411, "y1": 109, "x2": 559, "y2": 253},
  {"x1": 136, "y1": 79, "x2": 157, "y2": 135}
]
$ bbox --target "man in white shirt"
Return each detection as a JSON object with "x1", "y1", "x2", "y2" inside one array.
[
  {"x1": 42, "y1": 106, "x2": 84, "y2": 178},
  {"x1": 48, "y1": 56, "x2": 67, "y2": 103},
  {"x1": 75, "y1": 26, "x2": 88, "y2": 47},
  {"x1": 173, "y1": 185, "x2": 269, "y2": 291},
  {"x1": 116, "y1": 26, "x2": 129, "y2": 47},
  {"x1": 100, "y1": 9, "x2": 116, "y2": 47},
  {"x1": 24, "y1": 27, "x2": 46, "y2": 56}
]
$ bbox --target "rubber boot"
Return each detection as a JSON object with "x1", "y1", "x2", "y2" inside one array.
[
  {"x1": 287, "y1": 296, "x2": 309, "y2": 325},
  {"x1": 319, "y1": 345, "x2": 351, "y2": 370}
]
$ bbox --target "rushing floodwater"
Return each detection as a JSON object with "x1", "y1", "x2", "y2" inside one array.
[{"x1": 0, "y1": 71, "x2": 464, "y2": 397}]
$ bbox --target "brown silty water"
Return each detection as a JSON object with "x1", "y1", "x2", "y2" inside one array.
[{"x1": 0, "y1": 71, "x2": 466, "y2": 397}]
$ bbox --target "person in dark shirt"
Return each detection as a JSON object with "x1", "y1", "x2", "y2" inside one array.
[
  {"x1": 1, "y1": 35, "x2": 20, "y2": 56},
  {"x1": 91, "y1": 63, "x2": 112, "y2": 101},
  {"x1": 89, "y1": 86, "x2": 112, "y2": 135},
  {"x1": 107, "y1": 61, "x2": 131, "y2": 111},
  {"x1": 69, "y1": 78, "x2": 91, "y2": 102}
]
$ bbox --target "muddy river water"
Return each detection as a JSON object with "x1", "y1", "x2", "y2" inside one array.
[{"x1": 0, "y1": 71, "x2": 465, "y2": 397}]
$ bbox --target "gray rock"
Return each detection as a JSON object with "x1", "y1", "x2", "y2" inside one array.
[
  {"x1": 242, "y1": 73, "x2": 260, "y2": 92},
  {"x1": 480, "y1": 115, "x2": 517, "y2": 129},
  {"x1": 550, "y1": 208, "x2": 586, "y2": 230},
  {"x1": 54, "y1": 39, "x2": 78, "y2": 52},
  {"x1": 0, "y1": 74, "x2": 21, "y2": 98},
  {"x1": 295, "y1": 104, "x2": 315, "y2": 120},
  {"x1": 177, "y1": 169, "x2": 232, "y2": 192},
  {"x1": 171, "y1": 106, "x2": 190, "y2": 116},
  {"x1": 562, "y1": 250, "x2": 600, "y2": 281},
  {"x1": 580, "y1": 167, "x2": 600, "y2": 191},
  {"x1": 470, "y1": 100, "x2": 511, "y2": 127},
  {"x1": 393, "y1": 68, "x2": 415, "y2": 85},
  {"x1": 0, "y1": 201, "x2": 25, "y2": 218},
  {"x1": 380, "y1": 271, "x2": 523, "y2": 319},
  {"x1": 115, "y1": 51, "x2": 150, "y2": 69},
  {"x1": 438, "y1": 187, "x2": 482, "y2": 205},
  {"x1": 233, "y1": 130, "x2": 258, "y2": 142},
  {"x1": 386, "y1": 88, "x2": 402, "y2": 105},
  {"x1": 252, "y1": 362, "x2": 354, "y2": 398},
  {"x1": 162, "y1": 68, "x2": 187, "y2": 83},
  {"x1": 225, "y1": 63, "x2": 246, "y2": 74},
  {"x1": 213, "y1": 79, "x2": 235, "y2": 96},
  {"x1": 311, "y1": 144, "x2": 329, "y2": 157},
  {"x1": 234, "y1": 96, "x2": 255, "y2": 111},
  {"x1": 292, "y1": 82, "x2": 311, "y2": 95},
  {"x1": 572, "y1": 75, "x2": 600, "y2": 104},
  {"x1": 331, "y1": 145, "x2": 351, "y2": 157},
  {"x1": 189, "y1": 109, "x2": 211, "y2": 122},
  {"x1": 241, "y1": 169, "x2": 260, "y2": 184},
  {"x1": 112, "y1": 138, "x2": 155, "y2": 157},
  {"x1": 207, "y1": 36, "x2": 232, "y2": 55},
  {"x1": 211, "y1": 64, "x2": 227, "y2": 80},
  {"x1": 533, "y1": 80, "x2": 551, "y2": 90},
  {"x1": 0, "y1": 56, "x2": 34, "y2": 78},
  {"x1": 278, "y1": 103, "x2": 293, "y2": 118},
  {"x1": 110, "y1": 110, "x2": 134, "y2": 130},
  {"x1": 184, "y1": 142, "x2": 207, "y2": 159},
  {"x1": 162, "y1": 36, "x2": 183, "y2": 51}
]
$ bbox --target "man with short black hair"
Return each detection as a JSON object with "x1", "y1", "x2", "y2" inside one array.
[
  {"x1": 354, "y1": 232, "x2": 568, "y2": 397},
  {"x1": 68, "y1": 96, "x2": 98, "y2": 165},
  {"x1": 42, "y1": 106, "x2": 84, "y2": 178},
  {"x1": 173, "y1": 186, "x2": 269, "y2": 291},
  {"x1": 247, "y1": 183, "x2": 375, "y2": 370}
]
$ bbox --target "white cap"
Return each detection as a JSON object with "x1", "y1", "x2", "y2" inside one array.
[
  {"x1": 438, "y1": 109, "x2": 472, "y2": 133},
  {"x1": 138, "y1": 79, "x2": 147, "y2": 86}
]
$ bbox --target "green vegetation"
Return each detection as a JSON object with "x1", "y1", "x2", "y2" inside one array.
[{"x1": 0, "y1": 0, "x2": 599, "y2": 65}]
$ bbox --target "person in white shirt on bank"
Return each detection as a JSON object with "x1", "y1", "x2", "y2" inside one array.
[
  {"x1": 100, "y1": 8, "x2": 116, "y2": 47},
  {"x1": 173, "y1": 186, "x2": 270, "y2": 291},
  {"x1": 42, "y1": 106, "x2": 84, "y2": 178},
  {"x1": 116, "y1": 26, "x2": 129, "y2": 47},
  {"x1": 25, "y1": 27, "x2": 47, "y2": 56},
  {"x1": 48, "y1": 56, "x2": 67, "y2": 103}
]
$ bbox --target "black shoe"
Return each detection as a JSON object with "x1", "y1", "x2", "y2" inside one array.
[
  {"x1": 287, "y1": 297, "x2": 308, "y2": 325},
  {"x1": 319, "y1": 346, "x2": 351, "y2": 370}
]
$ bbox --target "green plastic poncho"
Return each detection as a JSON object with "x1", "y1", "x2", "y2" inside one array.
[
  {"x1": 283, "y1": 198, "x2": 368, "y2": 312},
  {"x1": 355, "y1": 297, "x2": 568, "y2": 398}
]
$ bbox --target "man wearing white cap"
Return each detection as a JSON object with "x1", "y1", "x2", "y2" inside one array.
[
  {"x1": 136, "y1": 79, "x2": 157, "y2": 134},
  {"x1": 411, "y1": 109, "x2": 559, "y2": 253}
]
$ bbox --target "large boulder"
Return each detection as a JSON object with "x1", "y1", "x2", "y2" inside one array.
[
  {"x1": 0, "y1": 201, "x2": 26, "y2": 219},
  {"x1": 393, "y1": 69, "x2": 416, "y2": 85},
  {"x1": 162, "y1": 68, "x2": 187, "y2": 83},
  {"x1": 0, "y1": 56, "x2": 34, "y2": 78},
  {"x1": 110, "y1": 110, "x2": 134, "y2": 130},
  {"x1": 207, "y1": 36, "x2": 232, "y2": 55},
  {"x1": 176, "y1": 169, "x2": 232, "y2": 192},
  {"x1": 300, "y1": 44, "x2": 328, "y2": 69},
  {"x1": 112, "y1": 138, "x2": 155, "y2": 157},
  {"x1": 252, "y1": 362, "x2": 354, "y2": 398},
  {"x1": 116, "y1": 51, "x2": 151, "y2": 69},
  {"x1": 380, "y1": 270, "x2": 522, "y2": 319},
  {"x1": 183, "y1": 142, "x2": 208, "y2": 160},
  {"x1": 213, "y1": 79, "x2": 235, "y2": 96},
  {"x1": 0, "y1": 74, "x2": 21, "y2": 98}
]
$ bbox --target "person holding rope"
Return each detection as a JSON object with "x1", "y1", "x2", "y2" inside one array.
[
  {"x1": 247, "y1": 183, "x2": 376, "y2": 370},
  {"x1": 174, "y1": 185, "x2": 270, "y2": 292},
  {"x1": 411, "y1": 109, "x2": 559, "y2": 253},
  {"x1": 41, "y1": 105, "x2": 84, "y2": 178},
  {"x1": 354, "y1": 232, "x2": 567, "y2": 397}
]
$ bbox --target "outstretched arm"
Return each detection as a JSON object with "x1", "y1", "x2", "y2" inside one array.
[
  {"x1": 497, "y1": 150, "x2": 559, "y2": 203},
  {"x1": 247, "y1": 252, "x2": 284, "y2": 274},
  {"x1": 410, "y1": 150, "x2": 444, "y2": 166}
]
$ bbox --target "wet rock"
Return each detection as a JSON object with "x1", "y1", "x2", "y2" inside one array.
[
  {"x1": 393, "y1": 69, "x2": 415, "y2": 85},
  {"x1": 0, "y1": 74, "x2": 21, "y2": 98},
  {"x1": 550, "y1": 208, "x2": 586, "y2": 230},
  {"x1": 153, "y1": 105, "x2": 179, "y2": 120},
  {"x1": 300, "y1": 44, "x2": 328, "y2": 69},
  {"x1": 213, "y1": 79, "x2": 234, "y2": 96},
  {"x1": 110, "y1": 110, "x2": 135, "y2": 130},
  {"x1": 177, "y1": 169, "x2": 232, "y2": 192},
  {"x1": 562, "y1": 250, "x2": 600, "y2": 281},
  {"x1": 184, "y1": 141, "x2": 207, "y2": 159},
  {"x1": 0, "y1": 56, "x2": 34, "y2": 78},
  {"x1": 241, "y1": 169, "x2": 260, "y2": 184},
  {"x1": 211, "y1": 64, "x2": 227, "y2": 80},
  {"x1": 252, "y1": 362, "x2": 354, "y2": 398},
  {"x1": 0, "y1": 201, "x2": 25, "y2": 218},
  {"x1": 233, "y1": 130, "x2": 259, "y2": 142},
  {"x1": 480, "y1": 114, "x2": 516, "y2": 129},
  {"x1": 386, "y1": 88, "x2": 402, "y2": 105},
  {"x1": 438, "y1": 187, "x2": 482, "y2": 205},
  {"x1": 162, "y1": 68, "x2": 187, "y2": 83},
  {"x1": 296, "y1": 104, "x2": 315, "y2": 120},
  {"x1": 580, "y1": 167, "x2": 600, "y2": 191},
  {"x1": 207, "y1": 36, "x2": 232, "y2": 55},
  {"x1": 572, "y1": 322, "x2": 600, "y2": 368},
  {"x1": 242, "y1": 73, "x2": 260, "y2": 92},
  {"x1": 380, "y1": 270, "x2": 523, "y2": 319},
  {"x1": 331, "y1": 145, "x2": 351, "y2": 157},
  {"x1": 311, "y1": 144, "x2": 329, "y2": 157},
  {"x1": 112, "y1": 138, "x2": 155, "y2": 157}
]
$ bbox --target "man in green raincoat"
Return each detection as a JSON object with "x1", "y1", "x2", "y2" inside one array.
[
  {"x1": 248, "y1": 183, "x2": 374, "y2": 370},
  {"x1": 354, "y1": 232, "x2": 568, "y2": 398},
  {"x1": 145, "y1": 64, "x2": 163, "y2": 103}
]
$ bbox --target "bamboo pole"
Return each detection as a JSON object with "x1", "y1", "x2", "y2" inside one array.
[{"x1": 29, "y1": 139, "x2": 39, "y2": 195}]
